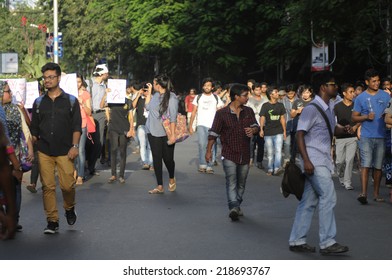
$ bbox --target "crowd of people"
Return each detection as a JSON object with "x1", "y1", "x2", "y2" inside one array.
[{"x1": 1, "y1": 63, "x2": 392, "y2": 255}]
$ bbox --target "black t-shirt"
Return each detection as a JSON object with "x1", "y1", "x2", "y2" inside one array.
[
  {"x1": 334, "y1": 101, "x2": 357, "y2": 139},
  {"x1": 135, "y1": 97, "x2": 147, "y2": 128},
  {"x1": 108, "y1": 98, "x2": 133, "y2": 134},
  {"x1": 292, "y1": 98, "x2": 313, "y2": 131},
  {"x1": 259, "y1": 102, "x2": 286, "y2": 136}
]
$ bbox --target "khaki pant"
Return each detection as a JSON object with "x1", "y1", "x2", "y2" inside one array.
[{"x1": 38, "y1": 152, "x2": 76, "y2": 222}]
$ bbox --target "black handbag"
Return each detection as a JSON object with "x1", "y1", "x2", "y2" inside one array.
[
  {"x1": 281, "y1": 159, "x2": 305, "y2": 200},
  {"x1": 281, "y1": 102, "x2": 333, "y2": 201}
]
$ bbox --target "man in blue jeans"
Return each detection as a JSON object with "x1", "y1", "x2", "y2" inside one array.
[
  {"x1": 352, "y1": 69, "x2": 390, "y2": 204},
  {"x1": 206, "y1": 84, "x2": 259, "y2": 221},
  {"x1": 189, "y1": 77, "x2": 224, "y2": 174},
  {"x1": 289, "y1": 71, "x2": 349, "y2": 255}
]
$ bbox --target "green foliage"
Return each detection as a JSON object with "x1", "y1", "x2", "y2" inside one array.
[
  {"x1": 21, "y1": 53, "x2": 50, "y2": 79},
  {"x1": 2, "y1": 0, "x2": 392, "y2": 85}
]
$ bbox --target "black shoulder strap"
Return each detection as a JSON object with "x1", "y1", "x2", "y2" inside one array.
[{"x1": 308, "y1": 103, "x2": 333, "y2": 143}]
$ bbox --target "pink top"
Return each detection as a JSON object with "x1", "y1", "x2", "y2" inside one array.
[{"x1": 79, "y1": 90, "x2": 91, "y2": 128}]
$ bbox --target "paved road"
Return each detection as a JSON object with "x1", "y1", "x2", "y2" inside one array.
[{"x1": 1, "y1": 135, "x2": 391, "y2": 260}]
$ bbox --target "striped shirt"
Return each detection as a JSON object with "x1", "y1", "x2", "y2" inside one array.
[{"x1": 297, "y1": 95, "x2": 336, "y2": 172}]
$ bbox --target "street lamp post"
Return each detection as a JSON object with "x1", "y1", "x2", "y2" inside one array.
[{"x1": 53, "y1": 0, "x2": 58, "y2": 63}]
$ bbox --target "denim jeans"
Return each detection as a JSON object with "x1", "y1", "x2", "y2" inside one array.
[
  {"x1": 75, "y1": 127, "x2": 87, "y2": 178},
  {"x1": 222, "y1": 159, "x2": 250, "y2": 210},
  {"x1": 283, "y1": 131, "x2": 296, "y2": 161},
  {"x1": 13, "y1": 177, "x2": 21, "y2": 222},
  {"x1": 250, "y1": 134, "x2": 264, "y2": 163},
  {"x1": 197, "y1": 125, "x2": 214, "y2": 168},
  {"x1": 359, "y1": 137, "x2": 385, "y2": 169},
  {"x1": 264, "y1": 134, "x2": 283, "y2": 172},
  {"x1": 137, "y1": 125, "x2": 152, "y2": 165},
  {"x1": 289, "y1": 166, "x2": 337, "y2": 249}
]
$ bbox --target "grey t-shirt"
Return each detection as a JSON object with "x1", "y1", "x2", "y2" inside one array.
[{"x1": 145, "y1": 92, "x2": 179, "y2": 137}]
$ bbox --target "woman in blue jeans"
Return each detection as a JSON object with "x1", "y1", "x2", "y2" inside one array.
[{"x1": 74, "y1": 74, "x2": 92, "y2": 185}]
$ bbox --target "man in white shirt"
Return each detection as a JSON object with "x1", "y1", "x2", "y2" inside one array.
[{"x1": 189, "y1": 78, "x2": 224, "y2": 173}]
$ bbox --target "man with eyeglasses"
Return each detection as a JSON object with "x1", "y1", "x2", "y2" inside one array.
[
  {"x1": 30, "y1": 62, "x2": 82, "y2": 234},
  {"x1": 289, "y1": 71, "x2": 349, "y2": 255},
  {"x1": 352, "y1": 69, "x2": 390, "y2": 204}
]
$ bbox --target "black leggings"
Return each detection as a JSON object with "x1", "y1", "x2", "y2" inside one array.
[{"x1": 147, "y1": 134, "x2": 175, "y2": 186}]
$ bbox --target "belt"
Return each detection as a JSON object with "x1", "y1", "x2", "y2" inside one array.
[{"x1": 93, "y1": 109, "x2": 105, "y2": 114}]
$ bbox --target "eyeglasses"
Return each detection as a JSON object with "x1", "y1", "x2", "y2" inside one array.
[
  {"x1": 42, "y1": 75, "x2": 58, "y2": 81},
  {"x1": 325, "y1": 82, "x2": 338, "y2": 87}
]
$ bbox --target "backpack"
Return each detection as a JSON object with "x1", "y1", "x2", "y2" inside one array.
[
  {"x1": 35, "y1": 93, "x2": 76, "y2": 120},
  {"x1": 196, "y1": 93, "x2": 219, "y2": 106}
]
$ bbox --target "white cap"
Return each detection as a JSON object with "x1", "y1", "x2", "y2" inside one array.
[{"x1": 93, "y1": 64, "x2": 109, "y2": 76}]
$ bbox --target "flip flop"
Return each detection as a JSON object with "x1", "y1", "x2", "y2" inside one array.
[
  {"x1": 107, "y1": 176, "x2": 117, "y2": 183},
  {"x1": 168, "y1": 178, "x2": 176, "y2": 192},
  {"x1": 357, "y1": 193, "x2": 368, "y2": 204},
  {"x1": 26, "y1": 184, "x2": 37, "y2": 193},
  {"x1": 373, "y1": 197, "x2": 385, "y2": 202},
  {"x1": 148, "y1": 188, "x2": 164, "y2": 194}
]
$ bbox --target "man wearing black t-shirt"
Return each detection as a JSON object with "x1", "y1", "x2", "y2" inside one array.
[
  {"x1": 259, "y1": 87, "x2": 286, "y2": 175},
  {"x1": 334, "y1": 83, "x2": 359, "y2": 190}
]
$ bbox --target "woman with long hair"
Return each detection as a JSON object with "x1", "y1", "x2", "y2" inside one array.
[
  {"x1": 145, "y1": 74, "x2": 178, "y2": 194},
  {"x1": 75, "y1": 74, "x2": 92, "y2": 185},
  {"x1": 0, "y1": 121, "x2": 17, "y2": 239},
  {"x1": 1, "y1": 82, "x2": 33, "y2": 231}
]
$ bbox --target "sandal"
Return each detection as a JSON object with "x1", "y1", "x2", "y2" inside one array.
[
  {"x1": 168, "y1": 178, "x2": 176, "y2": 192},
  {"x1": 119, "y1": 177, "x2": 125, "y2": 184},
  {"x1": 373, "y1": 197, "x2": 385, "y2": 202},
  {"x1": 75, "y1": 177, "x2": 83, "y2": 185},
  {"x1": 198, "y1": 167, "x2": 206, "y2": 173},
  {"x1": 206, "y1": 168, "x2": 214, "y2": 174},
  {"x1": 148, "y1": 188, "x2": 164, "y2": 194},
  {"x1": 26, "y1": 184, "x2": 37, "y2": 193},
  {"x1": 357, "y1": 193, "x2": 368, "y2": 205},
  {"x1": 107, "y1": 176, "x2": 117, "y2": 183}
]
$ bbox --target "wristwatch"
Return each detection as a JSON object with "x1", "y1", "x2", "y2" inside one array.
[{"x1": 72, "y1": 144, "x2": 79, "y2": 149}]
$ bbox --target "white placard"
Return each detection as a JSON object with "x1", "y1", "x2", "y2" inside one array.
[
  {"x1": 59, "y1": 73, "x2": 78, "y2": 97},
  {"x1": 107, "y1": 79, "x2": 126, "y2": 104},
  {"x1": 25, "y1": 81, "x2": 40, "y2": 109},
  {"x1": 311, "y1": 44, "x2": 330, "y2": 72},
  {"x1": 0, "y1": 78, "x2": 26, "y2": 104}
]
